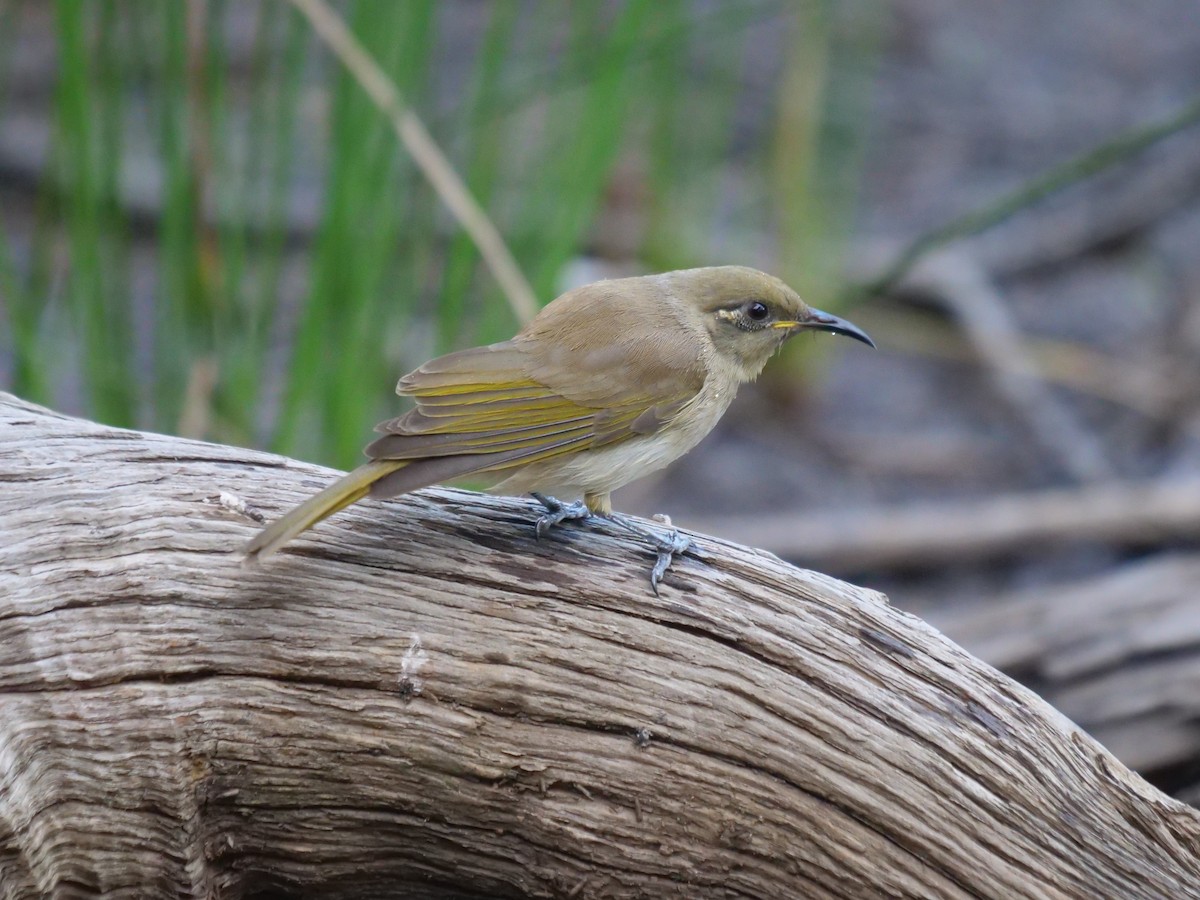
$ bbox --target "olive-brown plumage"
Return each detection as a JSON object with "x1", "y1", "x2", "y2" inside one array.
[{"x1": 242, "y1": 266, "x2": 873, "y2": 584}]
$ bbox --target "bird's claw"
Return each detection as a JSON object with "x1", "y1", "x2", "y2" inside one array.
[
  {"x1": 530, "y1": 498, "x2": 707, "y2": 594},
  {"x1": 532, "y1": 493, "x2": 590, "y2": 539},
  {"x1": 649, "y1": 528, "x2": 693, "y2": 595}
]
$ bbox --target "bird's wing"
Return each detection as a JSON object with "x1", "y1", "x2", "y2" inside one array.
[{"x1": 364, "y1": 329, "x2": 706, "y2": 475}]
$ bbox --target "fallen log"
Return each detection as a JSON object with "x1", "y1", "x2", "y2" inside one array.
[
  {"x1": 685, "y1": 477, "x2": 1200, "y2": 574},
  {"x1": 2, "y1": 392, "x2": 1199, "y2": 899},
  {"x1": 926, "y1": 553, "x2": 1200, "y2": 780}
]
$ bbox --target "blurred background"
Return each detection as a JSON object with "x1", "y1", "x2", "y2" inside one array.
[{"x1": 3, "y1": 0, "x2": 1200, "y2": 800}]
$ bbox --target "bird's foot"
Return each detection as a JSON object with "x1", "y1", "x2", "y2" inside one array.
[
  {"x1": 648, "y1": 529, "x2": 692, "y2": 596},
  {"x1": 609, "y1": 513, "x2": 706, "y2": 596},
  {"x1": 531, "y1": 493, "x2": 591, "y2": 538},
  {"x1": 530, "y1": 497, "x2": 705, "y2": 594}
]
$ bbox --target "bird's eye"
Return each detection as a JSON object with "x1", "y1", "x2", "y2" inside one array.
[{"x1": 746, "y1": 301, "x2": 769, "y2": 321}]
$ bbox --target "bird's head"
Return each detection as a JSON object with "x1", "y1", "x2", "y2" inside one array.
[{"x1": 669, "y1": 266, "x2": 875, "y2": 381}]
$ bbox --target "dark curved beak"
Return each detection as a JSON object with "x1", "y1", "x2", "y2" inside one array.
[{"x1": 801, "y1": 307, "x2": 876, "y2": 349}]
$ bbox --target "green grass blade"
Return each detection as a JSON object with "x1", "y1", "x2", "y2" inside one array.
[{"x1": 54, "y1": 0, "x2": 137, "y2": 425}]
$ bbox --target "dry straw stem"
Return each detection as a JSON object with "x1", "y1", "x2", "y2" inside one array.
[{"x1": 289, "y1": 0, "x2": 540, "y2": 324}]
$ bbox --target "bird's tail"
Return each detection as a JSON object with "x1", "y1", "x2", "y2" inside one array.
[{"x1": 241, "y1": 458, "x2": 407, "y2": 562}]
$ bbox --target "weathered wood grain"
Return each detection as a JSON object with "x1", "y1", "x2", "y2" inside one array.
[
  {"x1": 928, "y1": 553, "x2": 1200, "y2": 779},
  {"x1": 2, "y1": 392, "x2": 1199, "y2": 899}
]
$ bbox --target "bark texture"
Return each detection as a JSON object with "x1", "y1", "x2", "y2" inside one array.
[
  {"x1": 927, "y1": 553, "x2": 1200, "y2": 780},
  {"x1": 2, "y1": 392, "x2": 1200, "y2": 899}
]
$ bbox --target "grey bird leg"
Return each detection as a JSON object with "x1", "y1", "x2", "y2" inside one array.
[
  {"x1": 605, "y1": 514, "x2": 700, "y2": 595},
  {"x1": 530, "y1": 494, "x2": 705, "y2": 595}
]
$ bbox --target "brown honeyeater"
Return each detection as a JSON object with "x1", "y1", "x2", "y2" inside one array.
[{"x1": 242, "y1": 266, "x2": 874, "y2": 591}]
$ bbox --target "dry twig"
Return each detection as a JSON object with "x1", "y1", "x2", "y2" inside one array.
[
  {"x1": 856, "y1": 93, "x2": 1200, "y2": 299},
  {"x1": 891, "y1": 250, "x2": 1114, "y2": 482}
]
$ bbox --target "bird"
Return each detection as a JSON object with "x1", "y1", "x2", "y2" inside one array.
[{"x1": 241, "y1": 266, "x2": 874, "y2": 592}]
